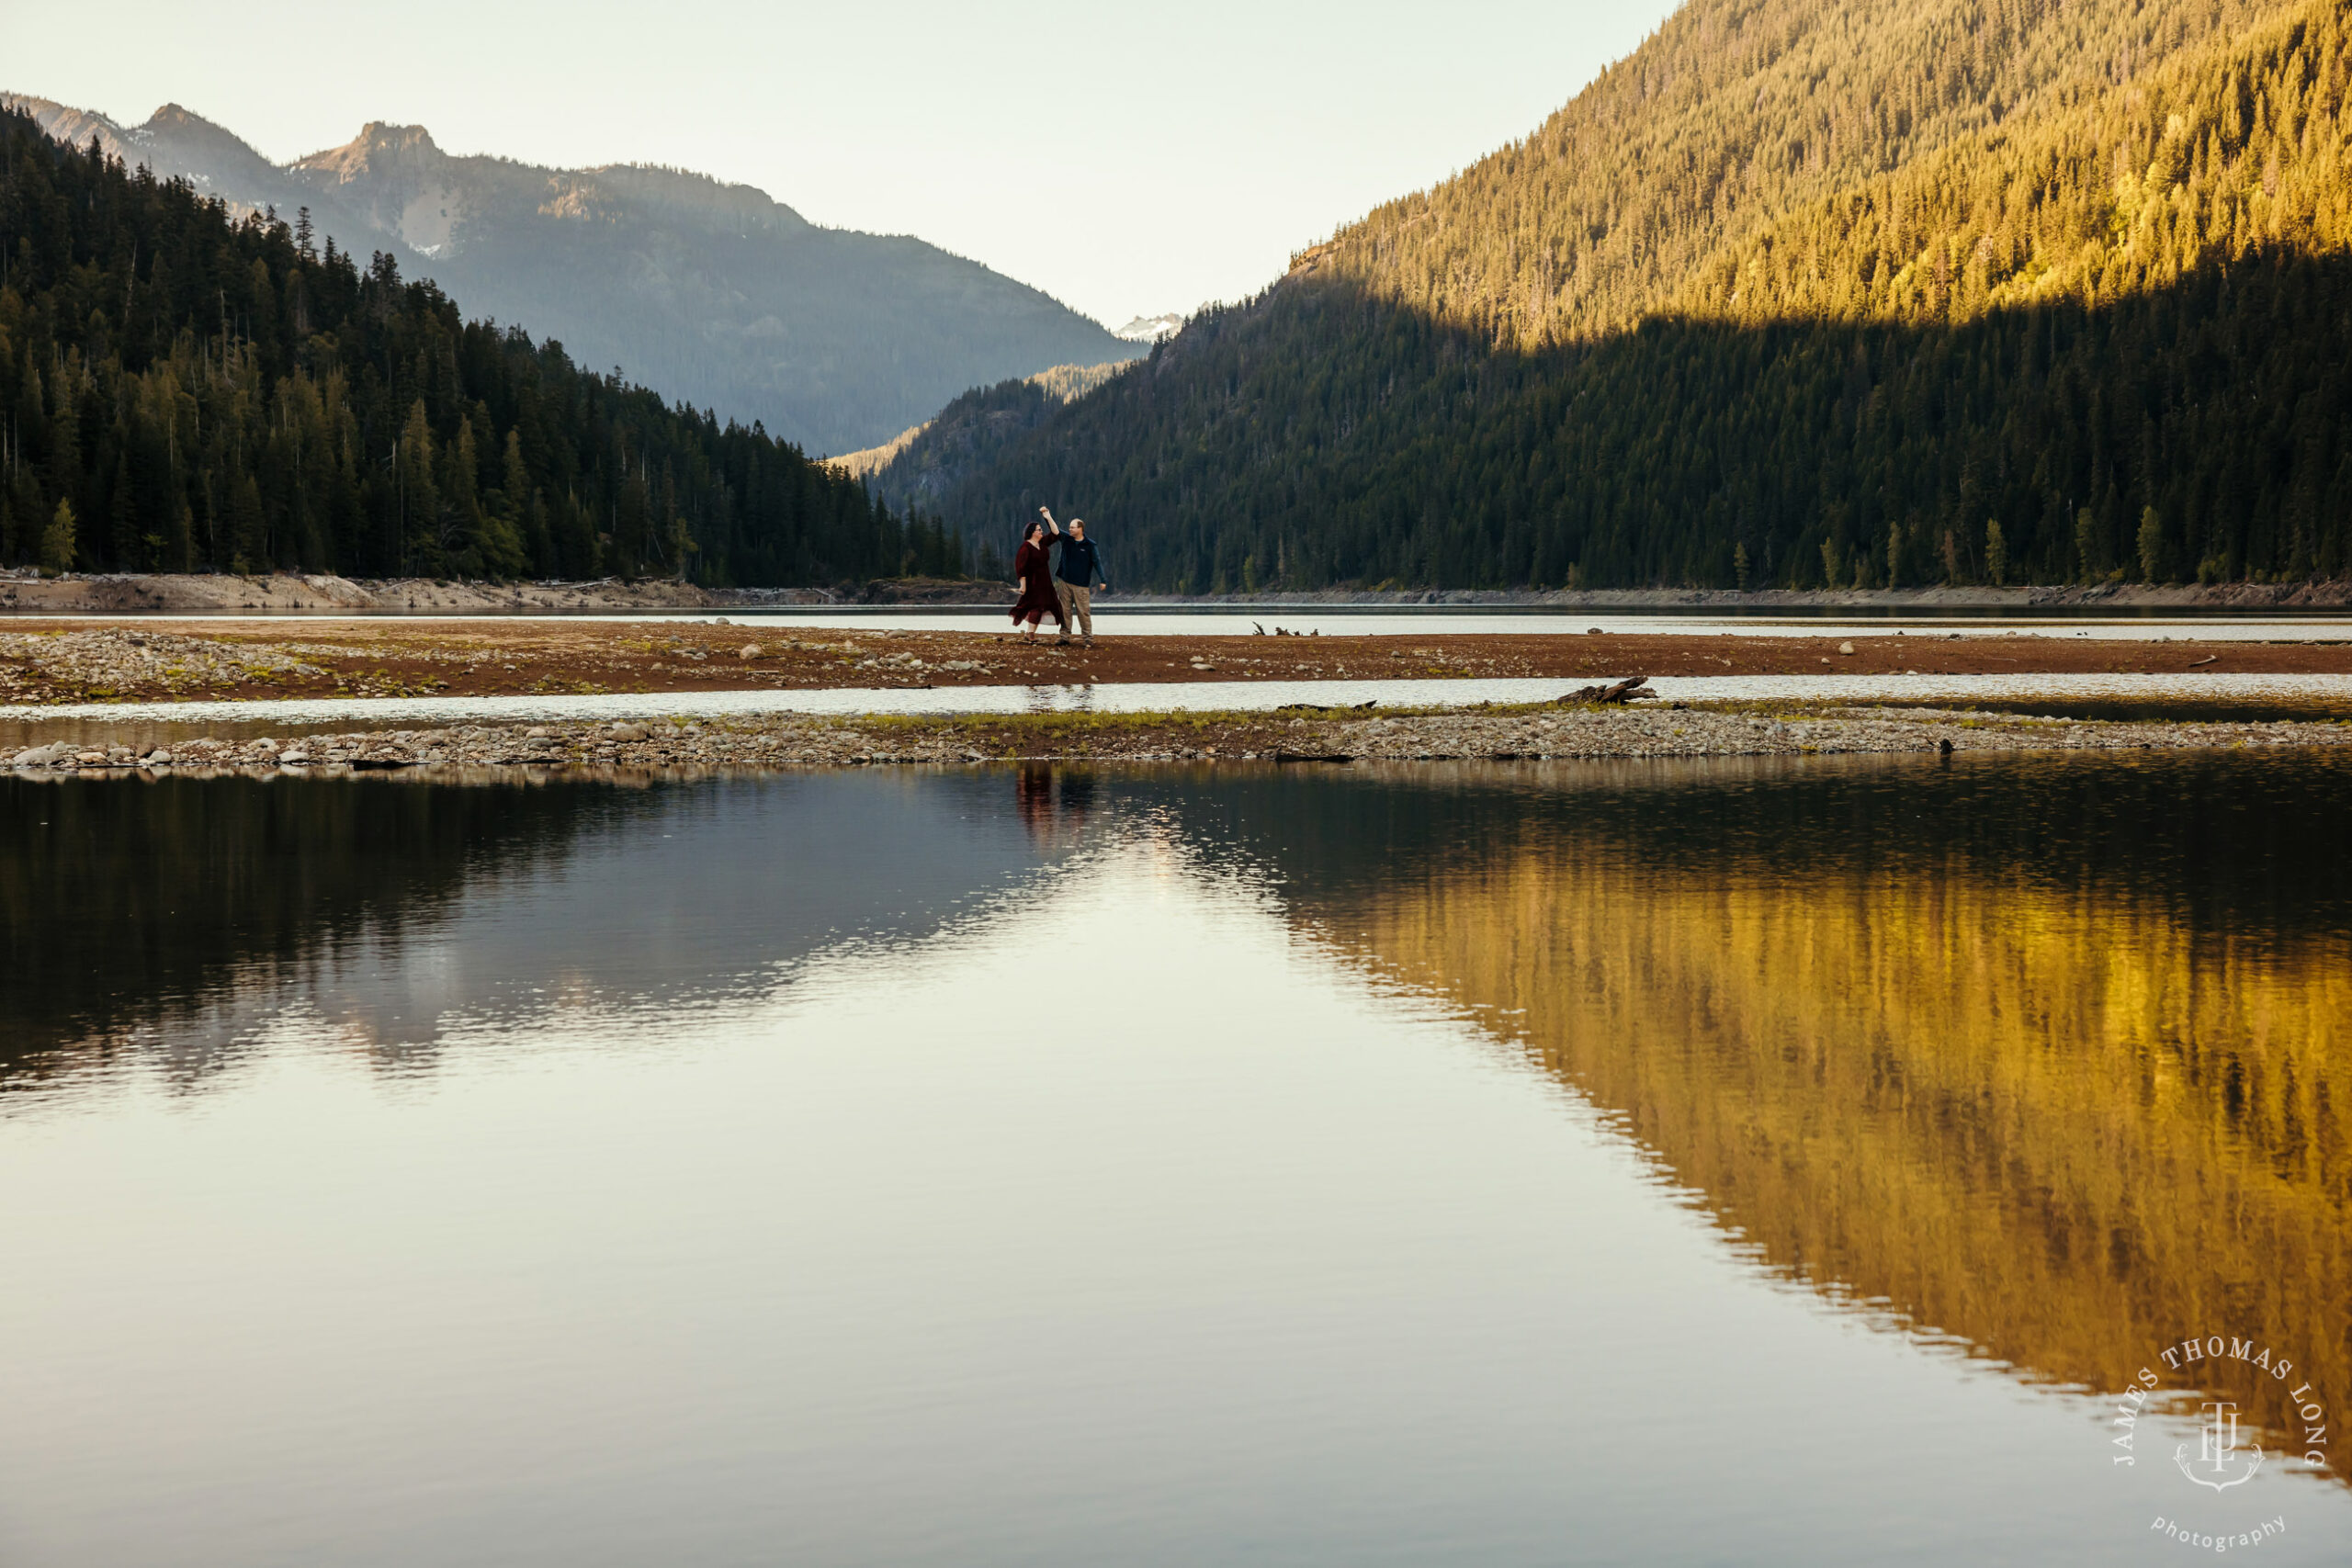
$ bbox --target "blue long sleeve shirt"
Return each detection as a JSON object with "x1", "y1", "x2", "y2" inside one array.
[{"x1": 1051, "y1": 534, "x2": 1106, "y2": 587}]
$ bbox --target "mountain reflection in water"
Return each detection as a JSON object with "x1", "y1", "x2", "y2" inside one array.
[
  {"x1": 3, "y1": 752, "x2": 2346, "y2": 1562},
  {"x1": 1161, "y1": 750, "x2": 2352, "y2": 1484},
  {"x1": 0, "y1": 771, "x2": 1065, "y2": 1088}
]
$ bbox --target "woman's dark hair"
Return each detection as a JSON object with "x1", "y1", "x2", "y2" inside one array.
[{"x1": 1023, "y1": 521, "x2": 1047, "y2": 544}]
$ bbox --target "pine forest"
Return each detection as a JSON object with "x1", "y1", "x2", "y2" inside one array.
[{"x1": 0, "y1": 107, "x2": 964, "y2": 584}]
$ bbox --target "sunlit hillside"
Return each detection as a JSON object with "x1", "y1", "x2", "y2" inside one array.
[
  {"x1": 1305, "y1": 0, "x2": 2291, "y2": 340},
  {"x1": 940, "y1": 0, "x2": 2352, "y2": 592}
]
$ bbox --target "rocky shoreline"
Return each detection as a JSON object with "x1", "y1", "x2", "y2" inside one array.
[
  {"x1": 0, "y1": 570, "x2": 834, "y2": 615},
  {"x1": 10, "y1": 619, "x2": 2352, "y2": 709},
  {"x1": 9, "y1": 703, "x2": 2348, "y2": 777}
]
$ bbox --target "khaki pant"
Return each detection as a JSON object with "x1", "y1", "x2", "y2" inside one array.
[{"x1": 1055, "y1": 581, "x2": 1093, "y2": 637}]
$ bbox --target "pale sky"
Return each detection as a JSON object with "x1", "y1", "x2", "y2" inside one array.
[{"x1": 2, "y1": 1, "x2": 1680, "y2": 329}]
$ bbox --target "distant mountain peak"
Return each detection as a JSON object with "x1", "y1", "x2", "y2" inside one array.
[
  {"x1": 1114, "y1": 312, "x2": 1184, "y2": 343},
  {"x1": 145, "y1": 102, "x2": 216, "y2": 132},
  {"x1": 135, "y1": 104, "x2": 278, "y2": 172},
  {"x1": 295, "y1": 121, "x2": 445, "y2": 182}
]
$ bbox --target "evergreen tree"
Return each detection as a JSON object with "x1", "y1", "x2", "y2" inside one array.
[
  {"x1": 2138, "y1": 508, "x2": 2167, "y2": 584},
  {"x1": 38, "y1": 498, "x2": 74, "y2": 576},
  {"x1": 2075, "y1": 510, "x2": 2106, "y2": 583}
]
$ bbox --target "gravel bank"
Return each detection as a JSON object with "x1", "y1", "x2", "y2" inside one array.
[
  {"x1": 9, "y1": 703, "x2": 2348, "y2": 776},
  {"x1": 9, "y1": 620, "x2": 2352, "y2": 708}
]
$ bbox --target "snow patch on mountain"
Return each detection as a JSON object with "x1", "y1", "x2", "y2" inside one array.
[{"x1": 1114, "y1": 312, "x2": 1185, "y2": 343}]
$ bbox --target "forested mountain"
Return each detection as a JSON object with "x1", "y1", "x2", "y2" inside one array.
[
  {"x1": 843, "y1": 358, "x2": 1135, "y2": 513},
  {"x1": 0, "y1": 97, "x2": 1141, "y2": 456},
  {"x1": 939, "y1": 0, "x2": 2352, "y2": 591},
  {"x1": 0, "y1": 106, "x2": 962, "y2": 583}
]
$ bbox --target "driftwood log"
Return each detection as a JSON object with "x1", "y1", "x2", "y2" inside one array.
[{"x1": 1558, "y1": 675, "x2": 1657, "y2": 705}]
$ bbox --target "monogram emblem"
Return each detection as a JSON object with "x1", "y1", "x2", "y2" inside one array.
[{"x1": 2173, "y1": 1402, "x2": 2265, "y2": 1492}]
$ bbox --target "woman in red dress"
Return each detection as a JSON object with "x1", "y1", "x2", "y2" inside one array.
[{"x1": 1009, "y1": 520, "x2": 1065, "y2": 641}]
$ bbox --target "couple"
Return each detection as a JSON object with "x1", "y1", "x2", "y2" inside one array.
[{"x1": 1010, "y1": 506, "x2": 1110, "y2": 645}]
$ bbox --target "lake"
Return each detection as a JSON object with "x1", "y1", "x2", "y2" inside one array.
[{"x1": 3, "y1": 755, "x2": 2347, "y2": 1565}]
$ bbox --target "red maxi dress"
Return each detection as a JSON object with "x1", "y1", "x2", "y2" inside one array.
[{"x1": 1010, "y1": 539, "x2": 1066, "y2": 628}]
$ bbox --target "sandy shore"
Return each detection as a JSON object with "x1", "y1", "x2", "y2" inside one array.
[
  {"x1": 6, "y1": 621, "x2": 2351, "y2": 706},
  {"x1": 10, "y1": 701, "x2": 2349, "y2": 775}
]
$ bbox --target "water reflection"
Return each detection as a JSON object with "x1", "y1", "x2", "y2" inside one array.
[
  {"x1": 1011, "y1": 764, "x2": 1102, "y2": 850},
  {"x1": 3, "y1": 755, "x2": 2347, "y2": 1562},
  {"x1": 0, "y1": 771, "x2": 1062, "y2": 1091},
  {"x1": 1159, "y1": 751, "x2": 2352, "y2": 1484}
]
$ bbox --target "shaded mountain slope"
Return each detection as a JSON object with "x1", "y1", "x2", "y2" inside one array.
[
  {"x1": 935, "y1": 0, "x2": 2352, "y2": 590},
  {"x1": 0, "y1": 96, "x2": 1140, "y2": 455}
]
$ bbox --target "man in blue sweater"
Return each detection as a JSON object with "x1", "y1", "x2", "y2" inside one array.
[{"x1": 1038, "y1": 507, "x2": 1110, "y2": 646}]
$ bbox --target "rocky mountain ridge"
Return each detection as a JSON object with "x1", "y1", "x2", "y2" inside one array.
[{"x1": 0, "y1": 94, "x2": 1141, "y2": 455}]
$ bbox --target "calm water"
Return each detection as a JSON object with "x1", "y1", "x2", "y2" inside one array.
[
  {"x1": 4, "y1": 757, "x2": 2348, "y2": 1565},
  {"x1": 24, "y1": 607, "x2": 2352, "y2": 638}
]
